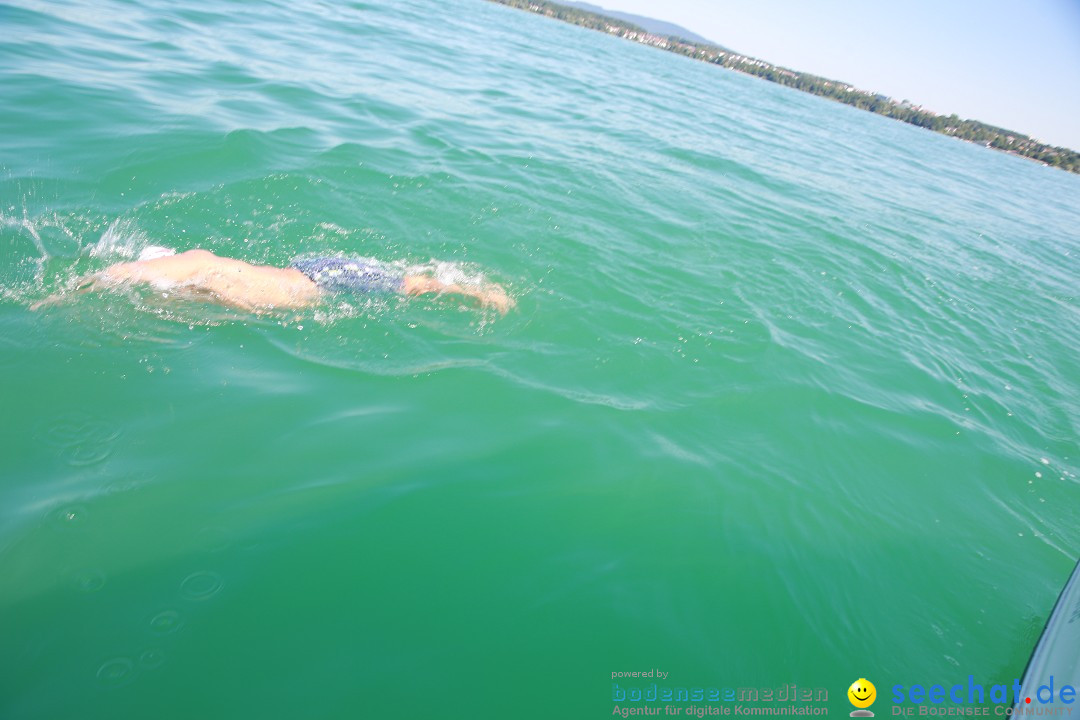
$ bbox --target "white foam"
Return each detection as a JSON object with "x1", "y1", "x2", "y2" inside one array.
[{"x1": 405, "y1": 260, "x2": 487, "y2": 288}]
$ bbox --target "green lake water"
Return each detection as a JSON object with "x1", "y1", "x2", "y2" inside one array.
[{"x1": 1, "y1": 0, "x2": 1078, "y2": 717}]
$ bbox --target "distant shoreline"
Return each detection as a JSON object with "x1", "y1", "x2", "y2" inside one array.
[{"x1": 488, "y1": 0, "x2": 1080, "y2": 175}]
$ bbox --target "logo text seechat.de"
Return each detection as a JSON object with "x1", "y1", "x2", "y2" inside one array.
[{"x1": 891, "y1": 676, "x2": 1076, "y2": 713}]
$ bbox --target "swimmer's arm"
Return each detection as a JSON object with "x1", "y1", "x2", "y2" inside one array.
[
  {"x1": 29, "y1": 272, "x2": 110, "y2": 311},
  {"x1": 401, "y1": 274, "x2": 515, "y2": 314},
  {"x1": 29, "y1": 259, "x2": 149, "y2": 310}
]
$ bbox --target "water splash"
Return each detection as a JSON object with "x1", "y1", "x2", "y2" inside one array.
[{"x1": 88, "y1": 218, "x2": 151, "y2": 261}]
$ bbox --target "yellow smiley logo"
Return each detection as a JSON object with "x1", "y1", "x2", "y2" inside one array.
[{"x1": 848, "y1": 678, "x2": 876, "y2": 709}]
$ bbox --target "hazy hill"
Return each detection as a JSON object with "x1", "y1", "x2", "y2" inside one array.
[{"x1": 558, "y1": 1, "x2": 723, "y2": 47}]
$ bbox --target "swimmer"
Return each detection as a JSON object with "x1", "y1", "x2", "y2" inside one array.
[{"x1": 32, "y1": 247, "x2": 515, "y2": 314}]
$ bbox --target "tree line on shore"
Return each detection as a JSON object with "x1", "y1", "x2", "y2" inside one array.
[{"x1": 489, "y1": 0, "x2": 1079, "y2": 174}]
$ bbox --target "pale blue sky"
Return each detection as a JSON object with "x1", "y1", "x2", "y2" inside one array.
[{"x1": 594, "y1": 0, "x2": 1080, "y2": 151}]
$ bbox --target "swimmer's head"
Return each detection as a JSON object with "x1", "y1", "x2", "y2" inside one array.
[{"x1": 138, "y1": 246, "x2": 176, "y2": 262}]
